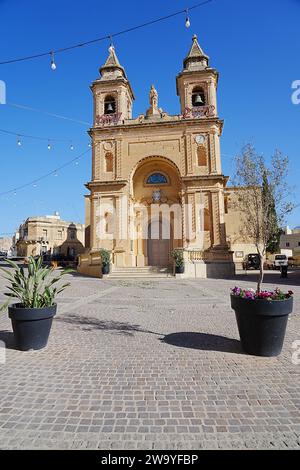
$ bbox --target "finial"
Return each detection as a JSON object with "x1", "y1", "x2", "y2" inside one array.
[{"x1": 192, "y1": 34, "x2": 197, "y2": 40}]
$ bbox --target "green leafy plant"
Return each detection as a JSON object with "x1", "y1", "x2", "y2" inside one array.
[
  {"x1": 100, "y1": 249, "x2": 111, "y2": 266},
  {"x1": 171, "y1": 248, "x2": 184, "y2": 268},
  {"x1": 0, "y1": 256, "x2": 72, "y2": 311}
]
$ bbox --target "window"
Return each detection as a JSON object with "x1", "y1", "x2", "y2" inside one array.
[
  {"x1": 104, "y1": 95, "x2": 116, "y2": 114},
  {"x1": 69, "y1": 229, "x2": 76, "y2": 240},
  {"x1": 197, "y1": 145, "x2": 207, "y2": 166},
  {"x1": 57, "y1": 230, "x2": 62, "y2": 240},
  {"x1": 146, "y1": 173, "x2": 168, "y2": 185},
  {"x1": 235, "y1": 251, "x2": 244, "y2": 258},
  {"x1": 192, "y1": 87, "x2": 205, "y2": 107},
  {"x1": 204, "y1": 208, "x2": 210, "y2": 231},
  {"x1": 286, "y1": 242, "x2": 290, "y2": 247},
  {"x1": 224, "y1": 196, "x2": 228, "y2": 214},
  {"x1": 105, "y1": 152, "x2": 113, "y2": 172},
  {"x1": 42, "y1": 229, "x2": 47, "y2": 239},
  {"x1": 298, "y1": 242, "x2": 300, "y2": 246}
]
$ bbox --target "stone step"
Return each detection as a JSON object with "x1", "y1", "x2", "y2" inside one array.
[
  {"x1": 108, "y1": 266, "x2": 174, "y2": 278},
  {"x1": 111, "y1": 266, "x2": 171, "y2": 273},
  {"x1": 107, "y1": 274, "x2": 174, "y2": 279}
]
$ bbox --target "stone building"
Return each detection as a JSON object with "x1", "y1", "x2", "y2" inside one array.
[
  {"x1": 0, "y1": 237, "x2": 12, "y2": 254},
  {"x1": 16, "y1": 212, "x2": 85, "y2": 258},
  {"x1": 80, "y1": 35, "x2": 237, "y2": 278},
  {"x1": 280, "y1": 227, "x2": 300, "y2": 258},
  {"x1": 224, "y1": 188, "x2": 263, "y2": 268}
]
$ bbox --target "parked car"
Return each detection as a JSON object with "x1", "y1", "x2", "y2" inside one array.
[
  {"x1": 242, "y1": 253, "x2": 261, "y2": 270},
  {"x1": 266, "y1": 254, "x2": 288, "y2": 270}
]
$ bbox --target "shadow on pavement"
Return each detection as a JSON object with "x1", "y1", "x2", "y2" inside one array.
[
  {"x1": 0, "y1": 330, "x2": 16, "y2": 350},
  {"x1": 232, "y1": 270, "x2": 300, "y2": 287},
  {"x1": 161, "y1": 332, "x2": 242, "y2": 354},
  {"x1": 56, "y1": 314, "x2": 160, "y2": 337}
]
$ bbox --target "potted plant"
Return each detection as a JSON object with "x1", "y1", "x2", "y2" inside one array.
[
  {"x1": 230, "y1": 144, "x2": 295, "y2": 356},
  {"x1": 231, "y1": 287, "x2": 293, "y2": 356},
  {"x1": 0, "y1": 256, "x2": 71, "y2": 351},
  {"x1": 171, "y1": 248, "x2": 184, "y2": 274},
  {"x1": 100, "y1": 248, "x2": 111, "y2": 275}
]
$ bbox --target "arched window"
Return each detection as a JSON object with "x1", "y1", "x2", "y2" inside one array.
[
  {"x1": 146, "y1": 173, "x2": 168, "y2": 185},
  {"x1": 104, "y1": 95, "x2": 116, "y2": 114},
  {"x1": 105, "y1": 152, "x2": 113, "y2": 172},
  {"x1": 197, "y1": 145, "x2": 207, "y2": 166},
  {"x1": 192, "y1": 87, "x2": 206, "y2": 107},
  {"x1": 204, "y1": 208, "x2": 210, "y2": 231},
  {"x1": 224, "y1": 196, "x2": 229, "y2": 214}
]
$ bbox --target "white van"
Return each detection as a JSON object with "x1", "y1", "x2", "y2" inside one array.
[{"x1": 266, "y1": 254, "x2": 288, "y2": 270}]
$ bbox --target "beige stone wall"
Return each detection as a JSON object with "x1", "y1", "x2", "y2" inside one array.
[{"x1": 224, "y1": 188, "x2": 261, "y2": 265}]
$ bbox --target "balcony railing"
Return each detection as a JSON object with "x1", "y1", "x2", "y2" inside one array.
[
  {"x1": 95, "y1": 112, "x2": 123, "y2": 126},
  {"x1": 183, "y1": 105, "x2": 215, "y2": 119}
]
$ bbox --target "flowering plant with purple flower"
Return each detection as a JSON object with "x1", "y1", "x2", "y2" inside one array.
[{"x1": 231, "y1": 286, "x2": 293, "y2": 301}]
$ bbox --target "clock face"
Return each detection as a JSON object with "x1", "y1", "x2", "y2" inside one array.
[{"x1": 195, "y1": 134, "x2": 205, "y2": 145}]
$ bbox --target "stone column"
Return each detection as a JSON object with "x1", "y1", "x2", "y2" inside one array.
[
  {"x1": 208, "y1": 78, "x2": 217, "y2": 115},
  {"x1": 116, "y1": 139, "x2": 122, "y2": 180},
  {"x1": 91, "y1": 195, "x2": 100, "y2": 251},
  {"x1": 185, "y1": 134, "x2": 193, "y2": 175},
  {"x1": 180, "y1": 190, "x2": 187, "y2": 248},
  {"x1": 211, "y1": 190, "x2": 222, "y2": 247}
]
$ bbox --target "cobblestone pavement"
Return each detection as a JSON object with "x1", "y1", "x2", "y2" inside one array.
[{"x1": 0, "y1": 266, "x2": 300, "y2": 449}]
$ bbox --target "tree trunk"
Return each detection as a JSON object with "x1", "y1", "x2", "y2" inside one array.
[{"x1": 257, "y1": 252, "x2": 264, "y2": 293}]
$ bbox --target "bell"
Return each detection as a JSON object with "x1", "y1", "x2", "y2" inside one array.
[
  {"x1": 106, "y1": 103, "x2": 114, "y2": 113},
  {"x1": 194, "y1": 94, "x2": 203, "y2": 105}
]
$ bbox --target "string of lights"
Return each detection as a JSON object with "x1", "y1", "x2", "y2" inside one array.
[
  {"x1": 0, "y1": 146, "x2": 93, "y2": 198},
  {"x1": 7, "y1": 102, "x2": 90, "y2": 126},
  {"x1": 0, "y1": 128, "x2": 92, "y2": 150},
  {"x1": 0, "y1": 1, "x2": 213, "y2": 68}
]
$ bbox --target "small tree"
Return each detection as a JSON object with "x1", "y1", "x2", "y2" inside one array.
[{"x1": 232, "y1": 144, "x2": 294, "y2": 292}]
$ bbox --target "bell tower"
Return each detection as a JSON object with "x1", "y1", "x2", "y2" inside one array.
[
  {"x1": 91, "y1": 45, "x2": 135, "y2": 125},
  {"x1": 176, "y1": 35, "x2": 218, "y2": 116}
]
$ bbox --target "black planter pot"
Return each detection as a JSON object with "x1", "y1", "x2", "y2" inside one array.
[
  {"x1": 8, "y1": 304, "x2": 57, "y2": 351},
  {"x1": 102, "y1": 263, "x2": 110, "y2": 275},
  {"x1": 175, "y1": 265, "x2": 184, "y2": 274},
  {"x1": 230, "y1": 295, "x2": 293, "y2": 357}
]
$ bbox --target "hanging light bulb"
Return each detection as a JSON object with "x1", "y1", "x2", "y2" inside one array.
[
  {"x1": 70, "y1": 143, "x2": 74, "y2": 150},
  {"x1": 47, "y1": 141, "x2": 51, "y2": 150},
  {"x1": 185, "y1": 9, "x2": 191, "y2": 28},
  {"x1": 13, "y1": 190, "x2": 17, "y2": 196},
  {"x1": 54, "y1": 170, "x2": 58, "y2": 177},
  {"x1": 50, "y1": 51, "x2": 57, "y2": 71},
  {"x1": 17, "y1": 136, "x2": 22, "y2": 146},
  {"x1": 75, "y1": 161, "x2": 79, "y2": 166},
  {"x1": 88, "y1": 142, "x2": 92, "y2": 148}
]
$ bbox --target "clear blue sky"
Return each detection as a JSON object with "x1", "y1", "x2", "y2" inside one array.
[{"x1": 0, "y1": 0, "x2": 299, "y2": 235}]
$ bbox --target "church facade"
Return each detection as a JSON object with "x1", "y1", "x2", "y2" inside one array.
[{"x1": 80, "y1": 35, "x2": 236, "y2": 278}]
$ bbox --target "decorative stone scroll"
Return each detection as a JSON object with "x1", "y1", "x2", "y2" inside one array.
[
  {"x1": 183, "y1": 105, "x2": 215, "y2": 119},
  {"x1": 95, "y1": 112, "x2": 122, "y2": 126}
]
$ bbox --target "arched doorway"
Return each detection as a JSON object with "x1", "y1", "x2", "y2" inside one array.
[
  {"x1": 147, "y1": 218, "x2": 170, "y2": 267},
  {"x1": 130, "y1": 156, "x2": 182, "y2": 268}
]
